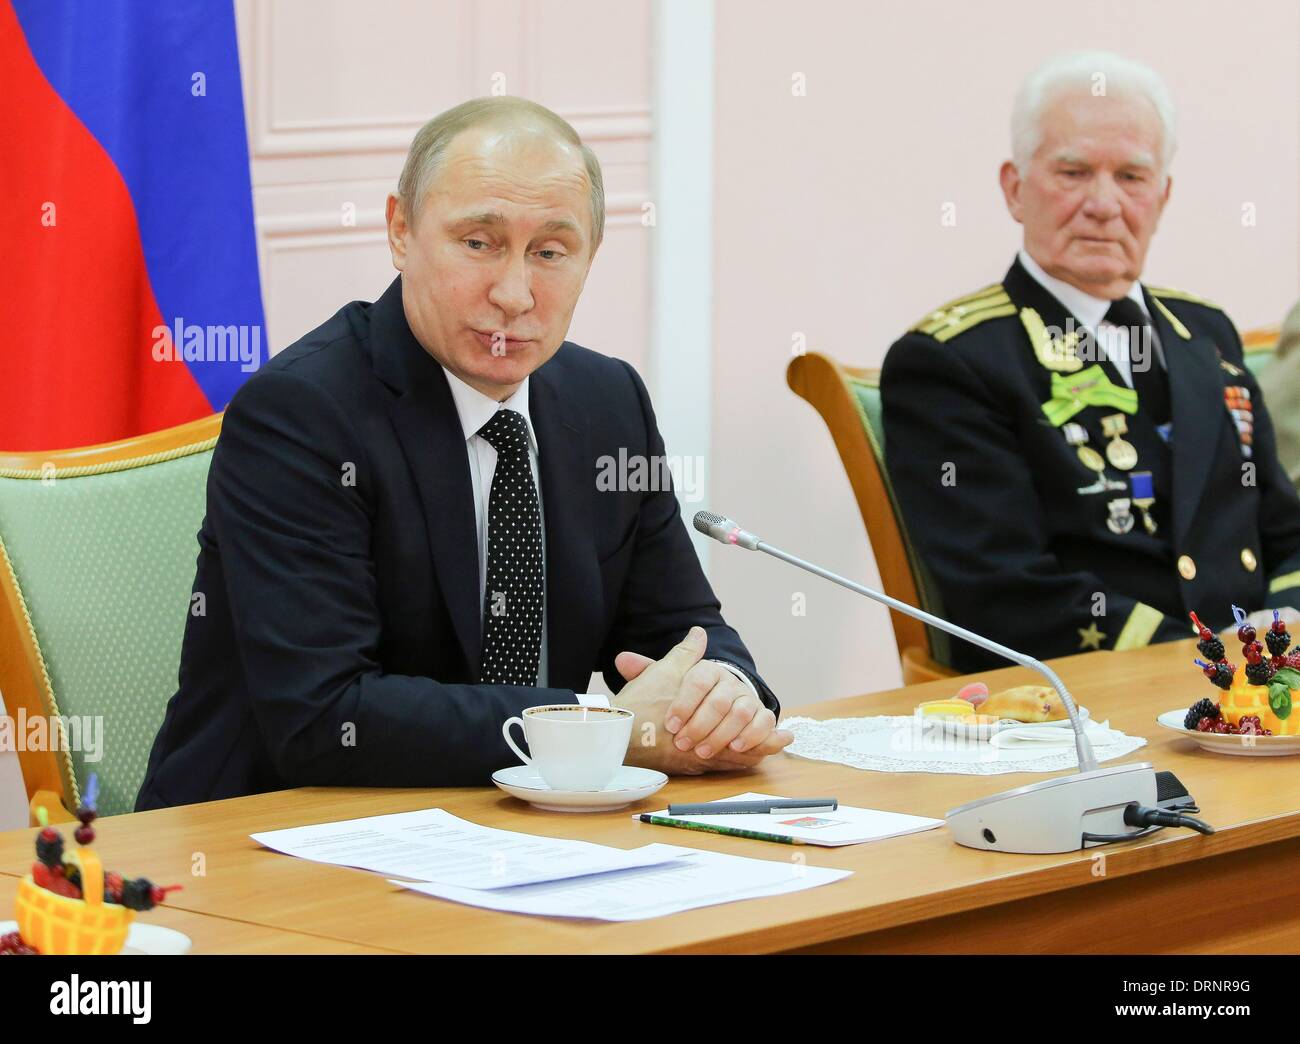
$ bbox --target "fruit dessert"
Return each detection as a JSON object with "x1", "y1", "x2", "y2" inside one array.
[
  {"x1": 1184, "y1": 607, "x2": 1299, "y2": 737},
  {"x1": 917, "y1": 681, "x2": 1068, "y2": 724},
  {"x1": 5, "y1": 775, "x2": 181, "y2": 955}
]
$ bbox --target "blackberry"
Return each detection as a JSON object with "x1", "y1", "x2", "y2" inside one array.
[
  {"x1": 1266, "y1": 629, "x2": 1291, "y2": 657},
  {"x1": 120, "y1": 878, "x2": 156, "y2": 912},
  {"x1": 34, "y1": 829, "x2": 63, "y2": 869},
  {"x1": 1197, "y1": 635, "x2": 1226, "y2": 661},
  {"x1": 1184, "y1": 698, "x2": 1220, "y2": 729},
  {"x1": 1212, "y1": 665, "x2": 1235, "y2": 690},
  {"x1": 1246, "y1": 660, "x2": 1274, "y2": 685}
]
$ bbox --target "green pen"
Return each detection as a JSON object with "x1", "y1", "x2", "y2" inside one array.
[{"x1": 636, "y1": 814, "x2": 805, "y2": 845}]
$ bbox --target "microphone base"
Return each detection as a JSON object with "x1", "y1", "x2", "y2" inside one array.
[{"x1": 945, "y1": 762, "x2": 1158, "y2": 853}]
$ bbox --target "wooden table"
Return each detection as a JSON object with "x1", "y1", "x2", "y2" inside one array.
[
  {"x1": 0, "y1": 874, "x2": 399, "y2": 954},
  {"x1": 1, "y1": 637, "x2": 1297, "y2": 954}
]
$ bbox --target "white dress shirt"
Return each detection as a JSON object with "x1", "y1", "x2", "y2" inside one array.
[
  {"x1": 1017, "y1": 248, "x2": 1163, "y2": 387},
  {"x1": 439, "y1": 366, "x2": 757, "y2": 706}
]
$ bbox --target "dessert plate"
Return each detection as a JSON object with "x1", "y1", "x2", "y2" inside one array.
[
  {"x1": 0, "y1": 919, "x2": 192, "y2": 955},
  {"x1": 1156, "y1": 710, "x2": 1300, "y2": 756},
  {"x1": 925, "y1": 706, "x2": 1090, "y2": 742},
  {"x1": 491, "y1": 765, "x2": 667, "y2": 812}
]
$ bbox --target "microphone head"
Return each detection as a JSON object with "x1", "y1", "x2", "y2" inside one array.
[
  {"x1": 693, "y1": 511, "x2": 726, "y2": 537},
  {"x1": 692, "y1": 510, "x2": 759, "y2": 550}
]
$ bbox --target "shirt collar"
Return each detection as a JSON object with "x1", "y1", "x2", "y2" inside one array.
[
  {"x1": 1017, "y1": 248, "x2": 1148, "y2": 330},
  {"x1": 439, "y1": 366, "x2": 538, "y2": 454}
]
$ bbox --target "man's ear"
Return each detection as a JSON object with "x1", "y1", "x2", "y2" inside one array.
[
  {"x1": 386, "y1": 193, "x2": 408, "y2": 271},
  {"x1": 999, "y1": 160, "x2": 1025, "y2": 224}
]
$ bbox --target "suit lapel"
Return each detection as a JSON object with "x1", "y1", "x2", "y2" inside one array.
[
  {"x1": 1002, "y1": 259, "x2": 1131, "y2": 394},
  {"x1": 1148, "y1": 290, "x2": 1224, "y2": 546},
  {"x1": 529, "y1": 361, "x2": 600, "y2": 690},
  {"x1": 369, "y1": 277, "x2": 483, "y2": 673}
]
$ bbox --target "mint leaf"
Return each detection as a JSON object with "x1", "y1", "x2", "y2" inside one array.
[
  {"x1": 1271, "y1": 667, "x2": 1300, "y2": 690},
  {"x1": 1268, "y1": 682, "x2": 1293, "y2": 720}
]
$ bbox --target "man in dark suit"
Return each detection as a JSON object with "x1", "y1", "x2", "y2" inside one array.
[
  {"x1": 137, "y1": 98, "x2": 790, "y2": 810},
  {"x1": 880, "y1": 51, "x2": 1300, "y2": 674}
]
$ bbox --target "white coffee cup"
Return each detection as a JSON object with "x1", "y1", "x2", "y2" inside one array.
[{"x1": 502, "y1": 705, "x2": 634, "y2": 792}]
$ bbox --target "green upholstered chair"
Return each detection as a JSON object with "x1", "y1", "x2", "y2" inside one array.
[
  {"x1": 787, "y1": 353, "x2": 956, "y2": 684},
  {"x1": 1241, "y1": 326, "x2": 1279, "y2": 379},
  {"x1": 0, "y1": 414, "x2": 222, "y2": 820}
]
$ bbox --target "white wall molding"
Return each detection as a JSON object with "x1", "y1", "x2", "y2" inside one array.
[{"x1": 650, "y1": 0, "x2": 715, "y2": 564}]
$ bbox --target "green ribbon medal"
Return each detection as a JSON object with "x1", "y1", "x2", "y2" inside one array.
[{"x1": 1041, "y1": 364, "x2": 1139, "y2": 427}]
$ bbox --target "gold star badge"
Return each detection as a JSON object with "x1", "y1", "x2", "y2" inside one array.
[{"x1": 1078, "y1": 623, "x2": 1105, "y2": 651}]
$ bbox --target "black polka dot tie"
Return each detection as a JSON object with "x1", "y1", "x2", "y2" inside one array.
[{"x1": 476, "y1": 408, "x2": 544, "y2": 686}]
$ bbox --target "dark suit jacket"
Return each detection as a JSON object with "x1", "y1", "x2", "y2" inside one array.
[
  {"x1": 136, "y1": 276, "x2": 776, "y2": 810},
  {"x1": 881, "y1": 257, "x2": 1300, "y2": 673}
]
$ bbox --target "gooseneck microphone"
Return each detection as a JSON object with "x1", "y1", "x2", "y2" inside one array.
[
  {"x1": 693, "y1": 509, "x2": 1182, "y2": 854},
  {"x1": 692, "y1": 510, "x2": 1098, "y2": 771}
]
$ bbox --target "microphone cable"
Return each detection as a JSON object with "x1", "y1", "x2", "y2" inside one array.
[{"x1": 1081, "y1": 802, "x2": 1215, "y2": 845}]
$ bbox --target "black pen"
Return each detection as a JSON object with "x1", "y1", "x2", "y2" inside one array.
[{"x1": 666, "y1": 798, "x2": 838, "y2": 816}]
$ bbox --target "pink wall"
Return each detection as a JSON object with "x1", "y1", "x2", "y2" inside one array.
[
  {"x1": 233, "y1": 1, "x2": 1299, "y2": 710},
  {"x1": 710, "y1": 0, "x2": 1300, "y2": 707},
  {"x1": 236, "y1": 0, "x2": 651, "y2": 371}
]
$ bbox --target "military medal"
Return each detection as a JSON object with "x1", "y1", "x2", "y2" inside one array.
[
  {"x1": 1062, "y1": 422, "x2": 1104, "y2": 471},
  {"x1": 1101, "y1": 413, "x2": 1138, "y2": 471},
  {"x1": 1106, "y1": 497, "x2": 1135, "y2": 535},
  {"x1": 1064, "y1": 422, "x2": 1125, "y2": 494},
  {"x1": 1224, "y1": 385, "x2": 1253, "y2": 459},
  {"x1": 1129, "y1": 470, "x2": 1158, "y2": 535}
]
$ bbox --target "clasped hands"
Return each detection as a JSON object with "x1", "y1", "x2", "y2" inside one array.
[{"x1": 613, "y1": 626, "x2": 793, "y2": 775}]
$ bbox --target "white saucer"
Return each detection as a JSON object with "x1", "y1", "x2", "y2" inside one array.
[
  {"x1": 1157, "y1": 709, "x2": 1300, "y2": 756},
  {"x1": 925, "y1": 706, "x2": 1090, "y2": 742},
  {"x1": 491, "y1": 764, "x2": 668, "y2": 812},
  {"x1": 0, "y1": 919, "x2": 192, "y2": 955}
]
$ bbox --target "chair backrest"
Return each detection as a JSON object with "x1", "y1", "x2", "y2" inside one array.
[
  {"x1": 1241, "y1": 326, "x2": 1279, "y2": 379},
  {"x1": 786, "y1": 352, "x2": 955, "y2": 682},
  {"x1": 0, "y1": 414, "x2": 222, "y2": 818}
]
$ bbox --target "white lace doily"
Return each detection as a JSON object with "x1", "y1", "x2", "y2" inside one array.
[{"x1": 782, "y1": 715, "x2": 1147, "y2": 775}]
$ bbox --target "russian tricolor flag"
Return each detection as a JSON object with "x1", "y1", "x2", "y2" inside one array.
[{"x1": 1, "y1": 0, "x2": 265, "y2": 450}]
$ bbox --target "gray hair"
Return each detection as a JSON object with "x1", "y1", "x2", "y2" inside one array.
[
  {"x1": 397, "y1": 96, "x2": 605, "y2": 246},
  {"x1": 1011, "y1": 51, "x2": 1178, "y2": 183}
]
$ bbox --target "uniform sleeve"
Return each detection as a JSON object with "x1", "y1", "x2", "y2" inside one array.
[{"x1": 881, "y1": 332, "x2": 1190, "y2": 672}]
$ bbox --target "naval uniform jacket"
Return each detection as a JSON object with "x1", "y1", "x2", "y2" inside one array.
[{"x1": 880, "y1": 257, "x2": 1300, "y2": 673}]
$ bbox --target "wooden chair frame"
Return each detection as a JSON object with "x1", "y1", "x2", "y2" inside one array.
[{"x1": 787, "y1": 352, "x2": 954, "y2": 684}]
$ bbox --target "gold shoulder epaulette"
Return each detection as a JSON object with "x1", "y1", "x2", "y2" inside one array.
[
  {"x1": 911, "y1": 284, "x2": 1015, "y2": 343},
  {"x1": 1147, "y1": 285, "x2": 1223, "y2": 312}
]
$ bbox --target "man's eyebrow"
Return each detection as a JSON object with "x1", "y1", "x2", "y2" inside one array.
[
  {"x1": 446, "y1": 211, "x2": 506, "y2": 228},
  {"x1": 537, "y1": 218, "x2": 582, "y2": 235},
  {"x1": 444, "y1": 212, "x2": 582, "y2": 236},
  {"x1": 1121, "y1": 152, "x2": 1156, "y2": 169}
]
